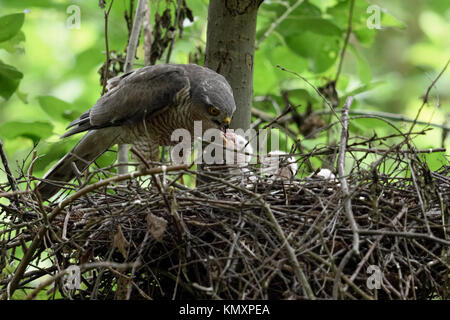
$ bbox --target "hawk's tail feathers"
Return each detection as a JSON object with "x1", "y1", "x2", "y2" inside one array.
[{"x1": 36, "y1": 128, "x2": 120, "y2": 201}]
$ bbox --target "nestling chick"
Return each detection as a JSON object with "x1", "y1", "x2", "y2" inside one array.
[
  {"x1": 224, "y1": 131, "x2": 257, "y2": 184},
  {"x1": 261, "y1": 150, "x2": 298, "y2": 183}
]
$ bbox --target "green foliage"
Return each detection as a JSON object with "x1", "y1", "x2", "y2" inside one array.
[
  {"x1": 0, "y1": 120, "x2": 53, "y2": 142},
  {"x1": 38, "y1": 95, "x2": 81, "y2": 122},
  {"x1": 0, "y1": 13, "x2": 24, "y2": 42},
  {"x1": 0, "y1": 60, "x2": 23, "y2": 100},
  {"x1": 0, "y1": 13, "x2": 25, "y2": 100}
]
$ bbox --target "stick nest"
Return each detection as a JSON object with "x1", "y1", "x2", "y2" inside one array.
[{"x1": 1, "y1": 140, "x2": 449, "y2": 300}]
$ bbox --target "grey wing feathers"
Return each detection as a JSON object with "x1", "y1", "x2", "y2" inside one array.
[
  {"x1": 62, "y1": 111, "x2": 91, "y2": 138},
  {"x1": 61, "y1": 64, "x2": 190, "y2": 138}
]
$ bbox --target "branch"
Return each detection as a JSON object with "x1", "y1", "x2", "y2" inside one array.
[
  {"x1": 252, "y1": 105, "x2": 450, "y2": 131},
  {"x1": 101, "y1": 0, "x2": 115, "y2": 95},
  {"x1": 25, "y1": 261, "x2": 139, "y2": 300},
  {"x1": 124, "y1": 0, "x2": 146, "y2": 73},
  {"x1": 118, "y1": 0, "x2": 147, "y2": 176},
  {"x1": 0, "y1": 140, "x2": 18, "y2": 193},
  {"x1": 311, "y1": 109, "x2": 450, "y2": 131},
  {"x1": 277, "y1": 65, "x2": 344, "y2": 126},
  {"x1": 337, "y1": 96, "x2": 359, "y2": 254},
  {"x1": 165, "y1": 0, "x2": 182, "y2": 63},
  {"x1": 334, "y1": 0, "x2": 355, "y2": 83},
  {"x1": 352, "y1": 230, "x2": 450, "y2": 246},
  {"x1": 408, "y1": 58, "x2": 450, "y2": 135},
  {"x1": 255, "y1": 0, "x2": 304, "y2": 48},
  {"x1": 2, "y1": 164, "x2": 188, "y2": 300}
]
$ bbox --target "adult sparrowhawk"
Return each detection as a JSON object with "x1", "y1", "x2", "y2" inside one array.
[{"x1": 37, "y1": 64, "x2": 236, "y2": 200}]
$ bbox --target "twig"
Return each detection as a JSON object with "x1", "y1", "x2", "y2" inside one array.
[
  {"x1": 2, "y1": 164, "x2": 188, "y2": 300},
  {"x1": 408, "y1": 58, "x2": 450, "y2": 135},
  {"x1": 408, "y1": 158, "x2": 432, "y2": 235},
  {"x1": 252, "y1": 106, "x2": 450, "y2": 131},
  {"x1": 0, "y1": 140, "x2": 18, "y2": 193},
  {"x1": 165, "y1": 0, "x2": 182, "y2": 63},
  {"x1": 351, "y1": 230, "x2": 450, "y2": 246},
  {"x1": 313, "y1": 109, "x2": 450, "y2": 131},
  {"x1": 334, "y1": 0, "x2": 355, "y2": 83},
  {"x1": 277, "y1": 65, "x2": 344, "y2": 126},
  {"x1": 262, "y1": 202, "x2": 315, "y2": 299},
  {"x1": 255, "y1": 0, "x2": 304, "y2": 48},
  {"x1": 101, "y1": 0, "x2": 115, "y2": 95},
  {"x1": 332, "y1": 249, "x2": 354, "y2": 299},
  {"x1": 337, "y1": 96, "x2": 359, "y2": 254},
  {"x1": 25, "y1": 261, "x2": 138, "y2": 300},
  {"x1": 0, "y1": 190, "x2": 32, "y2": 198}
]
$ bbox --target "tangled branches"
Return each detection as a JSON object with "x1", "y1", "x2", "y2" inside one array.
[{"x1": 0, "y1": 128, "x2": 449, "y2": 300}]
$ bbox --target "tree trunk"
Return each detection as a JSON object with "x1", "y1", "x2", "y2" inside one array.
[{"x1": 204, "y1": 0, "x2": 263, "y2": 131}]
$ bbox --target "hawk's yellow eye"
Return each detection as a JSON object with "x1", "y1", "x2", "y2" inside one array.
[{"x1": 208, "y1": 106, "x2": 220, "y2": 116}]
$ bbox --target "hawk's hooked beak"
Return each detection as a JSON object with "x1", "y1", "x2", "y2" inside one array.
[
  {"x1": 222, "y1": 117, "x2": 231, "y2": 130},
  {"x1": 221, "y1": 117, "x2": 231, "y2": 144}
]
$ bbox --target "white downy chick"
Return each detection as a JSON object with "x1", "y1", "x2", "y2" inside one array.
[
  {"x1": 224, "y1": 131, "x2": 257, "y2": 184},
  {"x1": 308, "y1": 168, "x2": 336, "y2": 181},
  {"x1": 261, "y1": 150, "x2": 298, "y2": 183}
]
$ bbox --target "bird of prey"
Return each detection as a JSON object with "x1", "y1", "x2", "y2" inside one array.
[{"x1": 37, "y1": 64, "x2": 236, "y2": 200}]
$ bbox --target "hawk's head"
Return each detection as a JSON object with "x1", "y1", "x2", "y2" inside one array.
[{"x1": 191, "y1": 76, "x2": 236, "y2": 130}]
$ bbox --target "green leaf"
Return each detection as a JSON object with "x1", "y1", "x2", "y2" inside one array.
[
  {"x1": 34, "y1": 140, "x2": 75, "y2": 172},
  {"x1": 286, "y1": 32, "x2": 341, "y2": 73},
  {"x1": 0, "y1": 13, "x2": 25, "y2": 43},
  {"x1": 309, "y1": 0, "x2": 339, "y2": 12},
  {"x1": 269, "y1": 46, "x2": 308, "y2": 78},
  {"x1": 0, "y1": 60, "x2": 23, "y2": 100},
  {"x1": 327, "y1": 0, "x2": 377, "y2": 46},
  {"x1": 0, "y1": 121, "x2": 54, "y2": 142},
  {"x1": 11, "y1": 290, "x2": 28, "y2": 300},
  {"x1": 258, "y1": 1, "x2": 325, "y2": 43},
  {"x1": 353, "y1": 28, "x2": 377, "y2": 46},
  {"x1": 38, "y1": 96, "x2": 80, "y2": 122},
  {"x1": 349, "y1": 45, "x2": 372, "y2": 84},
  {"x1": 381, "y1": 11, "x2": 405, "y2": 28},
  {"x1": 15, "y1": 89, "x2": 28, "y2": 104},
  {"x1": 351, "y1": 117, "x2": 389, "y2": 132},
  {"x1": 0, "y1": 30, "x2": 25, "y2": 53},
  {"x1": 336, "y1": 74, "x2": 350, "y2": 91},
  {"x1": 0, "y1": 0, "x2": 68, "y2": 9},
  {"x1": 95, "y1": 150, "x2": 117, "y2": 169},
  {"x1": 344, "y1": 80, "x2": 384, "y2": 97},
  {"x1": 261, "y1": 1, "x2": 322, "y2": 18},
  {"x1": 73, "y1": 48, "x2": 104, "y2": 75},
  {"x1": 419, "y1": 153, "x2": 447, "y2": 172},
  {"x1": 283, "y1": 89, "x2": 317, "y2": 106},
  {"x1": 254, "y1": 50, "x2": 278, "y2": 95},
  {"x1": 279, "y1": 17, "x2": 342, "y2": 38}
]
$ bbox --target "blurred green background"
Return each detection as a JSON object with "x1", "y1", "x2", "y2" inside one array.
[{"x1": 0, "y1": 0, "x2": 448, "y2": 186}]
